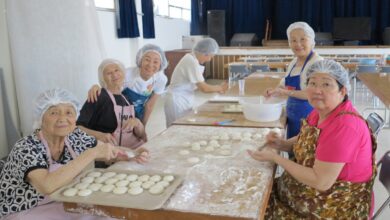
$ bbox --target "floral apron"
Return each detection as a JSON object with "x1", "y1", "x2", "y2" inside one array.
[{"x1": 266, "y1": 111, "x2": 377, "y2": 219}]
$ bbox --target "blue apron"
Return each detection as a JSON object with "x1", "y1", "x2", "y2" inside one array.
[
  {"x1": 285, "y1": 51, "x2": 314, "y2": 138},
  {"x1": 122, "y1": 88, "x2": 151, "y2": 121}
]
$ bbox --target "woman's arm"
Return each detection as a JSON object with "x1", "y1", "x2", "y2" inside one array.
[
  {"x1": 27, "y1": 141, "x2": 122, "y2": 194},
  {"x1": 78, "y1": 125, "x2": 118, "y2": 146},
  {"x1": 265, "y1": 87, "x2": 308, "y2": 100},
  {"x1": 196, "y1": 81, "x2": 228, "y2": 93},
  {"x1": 142, "y1": 93, "x2": 159, "y2": 124}
]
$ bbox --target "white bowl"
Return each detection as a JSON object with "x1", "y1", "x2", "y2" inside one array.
[{"x1": 239, "y1": 96, "x2": 284, "y2": 122}]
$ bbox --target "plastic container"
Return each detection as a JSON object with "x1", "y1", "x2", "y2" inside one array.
[
  {"x1": 239, "y1": 96, "x2": 284, "y2": 122},
  {"x1": 359, "y1": 59, "x2": 377, "y2": 65}
]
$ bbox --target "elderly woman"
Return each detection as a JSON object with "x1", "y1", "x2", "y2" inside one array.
[
  {"x1": 78, "y1": 59, "x2": 147, "y2": 151},
  {"x1": 0, "y1": 88, "x2": 133, "y2": 219},
  {"x1": 265, "y1": 22, "x2": 323, "y2": 138},
  {"x1": 249, "y1": 60, "x2": 376, "y2": 219},
  {"x1": 88, "y1": 44, "x2": 168, "y2": 124},
  {"x1": 164, "y1": 37, "x2": 228, "y2": 127}
]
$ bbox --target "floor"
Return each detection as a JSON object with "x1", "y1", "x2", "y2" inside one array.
[{"x1": 145, "y1": 80, "x2": 390, "y2": 219}]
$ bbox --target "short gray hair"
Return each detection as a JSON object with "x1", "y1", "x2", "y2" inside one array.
[
  {"x1": 98, "y1": 59, "x2": 126, "y2": 88},
  {"x1": 286, "y1": 21, "x2": 316, "y2": 47},
  {"x1": 193, "y1": 37, "x2": 219, "y2": 55}
]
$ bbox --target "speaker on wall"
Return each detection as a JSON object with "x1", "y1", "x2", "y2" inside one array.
[{"x1": 207, "y1": 10, "x2": 226, "y2": 46}]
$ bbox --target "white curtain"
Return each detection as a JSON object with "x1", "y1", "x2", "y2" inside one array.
[{"x1": 6, "y1": 0, "x2": 106, "y2": 135}]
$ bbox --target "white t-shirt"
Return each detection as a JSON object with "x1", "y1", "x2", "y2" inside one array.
[
  {"x1": 124, "y1": 67, "x2": 168, "y2": 96},
  {"x1": 168, "y1": 53, "x2": 205, "y2": 91}
]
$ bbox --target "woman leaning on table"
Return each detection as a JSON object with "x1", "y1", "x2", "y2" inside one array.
[
  {"x1": 0, "y1": 88, "x2": 142, "y2": 219},
  {"x1": 249, "y1": 60, "x2": 376, "y2": 219},
  {"x1": 265, "y1": 22, "x2": 323, "y2": 138}
]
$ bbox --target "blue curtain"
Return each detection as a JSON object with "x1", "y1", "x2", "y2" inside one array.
[
  {"x1": 191, "y1": 0, "x2": 390, "y2": 45},
  {"x1": 141, "y1": 0, "x2": 155, "y2": 38},
  {"x1": 117, "y1": 0, "x2": 140, "y2": 38}
]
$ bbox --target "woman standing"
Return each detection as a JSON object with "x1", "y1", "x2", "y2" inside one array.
[{"x1": 265, "y1": 22, "x2": 323, "y2": 138}]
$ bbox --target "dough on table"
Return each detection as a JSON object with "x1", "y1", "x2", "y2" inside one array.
[
  {"x1": 104, "y1": 178, "x2": 119, "y2": 185},
  {"x1": 191, "y1": 144, "x2": 201, "y2": 151},
  {"x1": 88, "y1": 183, "x2": 103, "y2": 191},
  {"x1": 241, "y1": 137, "x2": 252, "y2": 141},
  {"x1": 179, "y1": 149, "x2": 190, "y2": 155},
  {"x1": 209, "y1": 135, "x2": 219, "y2": 140},
  {"x1": 81, "y1": 176, "x2": 95, "y2": 184},
  {"x1": 128, "y1": 186, "x2": 143, "y2": 195},
  {"x1": 87, "y1": 171, "x2": 102, "y2": 178},
  {"x1": 129, "y1": 181, "x2": 142, "y2": 188},
  {"x1": 220, "y1": 144, "x2": 231, "y2": 150},
  {"x1": 126, "y1": 174, "x2": 138, "y2": 182},
  {"x1": 209, "y1": 140, "x2": 219, "y2": 147},
  {"x1": 75, "y1": 182, "x2": 90, "y2": 190},
  {"x1": 155, "y1": 181, "x2": 170, "y2": 188},
  {"x1": 163, "y1": 175, "x2": 175, "y2": 182},
  {"x1": 77, "y1": 189, "x2": 92, "y2": 197},
  {"x1": 199, "y1": 140, "x2": 207, "y2": 146},
  {"x1": 219, "y1": 135, "x2": 230, "y2": 140},
  {"x1": 187, "y1": 157, "x2": 200, "y2": 164},
  {"x1": 243, "y1": 132, "x2": 252, "y2": 138},
  {"x1": 253, "y1": 133, "x2": 263, "y2": 139},
  {"x1": 63, "y1": 188, "x2": 78, "y2": 197},
  {"x1": 204, "y1": 146, "x2": 214, "y2": 152},
  {"x1": 102, "y1": 172, "x2": 116, "y2": 178},
  {"x1": 138, "y1": 175, "x2": 150, "y2": 182},
  {"x1": 262, "y1": 128, "x2": 271, "y2": 135},
  {"x1": 100, "y1": 184, "x2": 115, "y2": 193},
  {"x1": 219, "y1": 149, "x2": 232, "y2": 156},
  {"x1": 116, "y1": 180, "x2": 130, "y2": 187},
  {"x1": 114, "y1": 173, "x2": 127, "y2": 180},
  {"x1": 94, "y1": 176, "x2": 108, "y2": 184},
  {"x1": 113, "y1": 186, "x2": 128, "y2": 195},
  {"x1": 232, "y1": 135, "x2": 241, "y2": 140},
  {"x1": 271, "y1": 128, "x2": 282, "y2": 135},
  {"x1": 141, "y1": 181, "x2": 155, "y2": 189},
  {"x1": 150, "y1": 175, "x2": 162, "y2": 182},
  {"x1": 183, "y1": 141, "x2": 191, "y2": 147},
  {"x1": 149, "y1": 185, "x2": 164, "y2": 195}
]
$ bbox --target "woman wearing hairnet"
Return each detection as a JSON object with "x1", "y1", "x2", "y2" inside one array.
[
  {"x1": 0, "y1": 88, "x2": 136, "y2": 219},
  {"x1": 265, "y1": 22, "x2": 323, "y2": 139},
  {"x1": 249, "y1": 60, "x2": 376, "y2": 219},
  {"x1": 88, "y1": 44, "x2": 168, "y2": 124},
  {"x1": 164, "y1": 37, "x2": 228, "y2": 127}
]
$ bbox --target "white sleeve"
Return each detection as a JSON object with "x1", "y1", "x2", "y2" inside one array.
[{"x1": 153, "y1": 72, "x2": 168, "y2": 94}]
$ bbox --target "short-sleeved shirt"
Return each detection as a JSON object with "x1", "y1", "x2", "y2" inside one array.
[
  {"x1": 124, "y1": 67, "x2": 167, "y2": 96},
  {"x1": 307, "y1": 100, "x2": 373, "y2": 182},
  {"x1": 77, "y1": 89, "x2": 132, "y2": 133},
  {"x1": 0, "y1": 128, "x2": 97, "y2": 217}
]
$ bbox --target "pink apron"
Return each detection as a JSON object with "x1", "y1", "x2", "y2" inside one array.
[
  {"x1": 4, "y1": 132, "x2": 116, "y2": 219},
  {"x1": 106, "y1": 89, "x2": 144, "y2": 149}
]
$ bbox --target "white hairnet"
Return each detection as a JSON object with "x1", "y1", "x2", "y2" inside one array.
[
  {"x1": 193, "y1": 37, "x2": 219, "y2": 55},
  {"x1": 98, "y1": 58, "x2": 126, "y2": 88},
  {"x1": 136, "y1": 44, "x2": 168, "y2": 71},
  {"x1": 33, "y1": 88, "x2": 80, "y2": 129},
  {"x1": 306, "y1": 59, "x2": 351, "y2": 92},
  {"x1": 286, "y1": 21, "x2": 316, "y2": 47}
]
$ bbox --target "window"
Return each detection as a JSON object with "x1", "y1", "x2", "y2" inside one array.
[
  {"x1": 94, "y1": 0, "x2": 115, "y2": 10},
  {"x1": 154, "y1": 0, "x2": 191, "y2": 21}
]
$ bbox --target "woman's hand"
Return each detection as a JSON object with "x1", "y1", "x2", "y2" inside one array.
[
  {"x1": 265, "y1": 132, "x2": 285, "y2": 150},
  {"x1": 96, "y1": 132, "x2": 118, "y2": 146},
  {"x1": 87, "y1": 84, "x2": 102, "y2": 103},
  {"x1": 93, "y1": 142, "x2": 122, "y2": 161},
  {"x1": 133, "y1": 147, "x2": 150, "y2": 164},
  {"x1": 219, "y1": 81, "x2": 229, "y2": 94},
  {"x1": 247, "y1": 147, "x2": 278, "y2": 162},
  {"x1": 265, "y1": 87, "x2": 288, "y2": 97},
  {"x1": 122, "y1": 117, "x2": 143, "y2": 131}
]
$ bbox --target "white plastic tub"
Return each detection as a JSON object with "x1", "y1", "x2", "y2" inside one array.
[{"x1": 239, "y1": 96, "x2": 284, "y2": 122}]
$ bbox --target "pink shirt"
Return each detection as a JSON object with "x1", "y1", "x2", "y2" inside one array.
[{"x1": 307, "y1": 101, "x2": 373, "y2": 182}]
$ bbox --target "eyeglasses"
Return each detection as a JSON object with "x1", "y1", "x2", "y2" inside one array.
[{"x1": 306, "y1": 81, "x2": 338, "y2": 91}]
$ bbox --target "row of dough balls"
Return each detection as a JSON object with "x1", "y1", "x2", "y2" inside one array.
[
  {"x1": 180, "y1": 140, "x2": 232, "y2": 156},
  {"x1": 62, "y1": 172, "x2": 175, "y2": 197}
]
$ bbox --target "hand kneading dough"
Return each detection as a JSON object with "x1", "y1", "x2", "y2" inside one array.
[
  {"x1": 128, "y1": 186, "x2": 143, "y2": 195},
  {"x1": 187, "y1": 157, "x2": 200, "y2": 164},
  {"x1": 77, "y1": 189, "x2": 92, "y2": 197},
  {"x1": 87, "y1": 171, "x2": 102, "y2": 178},
  {"x1": 81, "y1": 176, "x2": 94, "y2": 184},
  {"x1": 141, "y1": 181, "x2": 155, "y2": 189},
  {"x1": 179, "y1": 149, "x2": 190, "y2": 155},
  {"x1": 100, "y1": 184, "x2": 115, "y2": 193},
  {"x1": 115, "y1": 180, "x2": 130, "y2": 187},
  {"x1": 163, "y1": 175, "x2": 175, "y2": 182},
  {"x1": 150, "y1": 175, "x2": 162, "y2": 182},
  {"x1": 149, "y1": 185, "x2": 164, "y2": 194},
  {"x1": 63, "y1": 188, "x2": 78, "y2": 197},
  {"x1": 126, "y1": 174, "x2": 138, "y2": 182},
  {"x1": 88, "y1": 183, "x2": 103, "y2": 191},
  {"x1": 113, "y1": 186, "x2": 128, "y2": 194},
  {"x1": 102, "y1": 172, "x2": 116, "y2": 178},
  {"x1": 138, "y1": 175, "x2": 150, "y2": 182}
]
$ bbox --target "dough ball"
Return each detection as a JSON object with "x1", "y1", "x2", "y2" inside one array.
[
  {"x1": 209, "y1": 140, "x2": 219, "y2": 146},
  {"x1": 102, "y1": 172, "x2": 116, "y2": 178},
  {"x1": 219, "y1": 149, "x2": 232, "y2": 156},
  {"x1": 115, "y1": 180, "x2": 130, "y2": 187},
  {"x1": 77, "y1": 189, "x2": 92, "y2": 197},
  {"x1": 241, "y1": 137, "x2": 252, "y2": 141},
  {"x1": 63, "y1": 188, "x2": 78, "y2": 197},
  {"x1": 88, "y1": 183, "x2": 103, "y2": 191},
  {"x1": 220, "y1": 144, "x2": 231, "y2": 150},
  {"x1": 100, "y1": 184, "x2": 115, "y2": 193},
  {"x1": 75, "y1": 182, "x2": 89, "y2": 190},
  {"x1": 155, "y1": 181, "x2": 170, "y2": 188},
  {"x1": 191, "y1": 145, "x2": 201, "y2": 151},
  {"x1": 129, "y1": 181, "x2": 142, "y2": 188},
  {"x1": 114, "y1": 173, "x2": 127, "y2": 180},
  {"x1": 253, "y1": 133, "x2": 263, "y2": 139},
  {"x1": 94, "y1": 176, "x2": 108, "y2": 184},
  {"x1": 141, "y1": 181, "x2": 155, "y2": 189},
  {"x1": 149, "y1": 185, "x2": 164, "y2": 195},
  {"x1": 187, "y1": 157, "x2": 200, "y2": 164},
  {"x1": 199, "y1": 140, "x2": 207, "y2": 146},
  {"x1": 81, "y1": 176, "x2": 95, "y2": 184},
  {"x1": 191, "y1": 142, "x2": 200, "y2": 148},
  {"x1": 150, "y1": 175, "x2": 162, "y2": 182},
  {"x1": 183, "y1": 141, "x2": 191, "y2": 147},
  {"x1": 126, "y1": 174, "x2": 138, "y2": 182},
  {"x1": 138, "y1": 175, "x2": 150, "y2": 182},
  {"x1": 187, "y1": 118, "x2": 196, "y2": 122},
  {"x1": 271, "y1": 128, "x2": 282, "y2": 135},
  {"x1": 209, "y1": 135, "x2": 219, "y2": 140},
  {"x1": 204, "y1": 146, "x2": 214, "y2": 152},
  {"x1": 232, "y1": 135, "x2": 241, "y2": 140},
  {"x1": 243, "y1": 132, "x2": 252, "y2": 138},
  {"x1": 219, "y1": 135, "x2": 230, "y2": 140},
  {"x1": 163, "y1": 175, "x2": 175, "y2": 182},
  {"x1": 113, "y1": 186, "x2": 128, "y2": 195},
  {"x1": 179, "y1": 149, "x2": 190, "y2": 155},
  {"x1": 87, "y1": 171, "x2": 102, "y2": 178},
  {"x1": 262, "y1": 128, "x2": 271, "y2": 135},
  {"x1": 104, "y1": 178, "x2": 118, "y2": 185},
  {"x1": 128, "y1": 186, "x2": 143, "y2": 195}
]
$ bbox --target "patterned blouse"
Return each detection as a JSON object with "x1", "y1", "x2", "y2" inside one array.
[{"x1": 0, "y1": 128, "x2": 97, "y2": 217}]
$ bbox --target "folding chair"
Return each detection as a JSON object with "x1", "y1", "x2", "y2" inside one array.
[
  {"x1": 249, "y1": 64, "x2": 270, "y2": 73},
  {"x1": 373, "y1": 151, "x2": 390, "y2": 219},
  {"x1": 228, "y1": 64, "x2": 249, "y2": 87},
  {"x1": 352, "y1": 65, "x2": 379, "y2": 105},
  {"x1": 380, "y1": 66, "x2": 390, "y2": 73},
  {"x1": 366, "y1": 112, "x2": 385, "y2": 137}
]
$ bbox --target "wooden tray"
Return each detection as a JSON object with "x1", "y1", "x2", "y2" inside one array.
[{"x1": 50, "y1": 168, "x2": 183, "y2": 210}]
